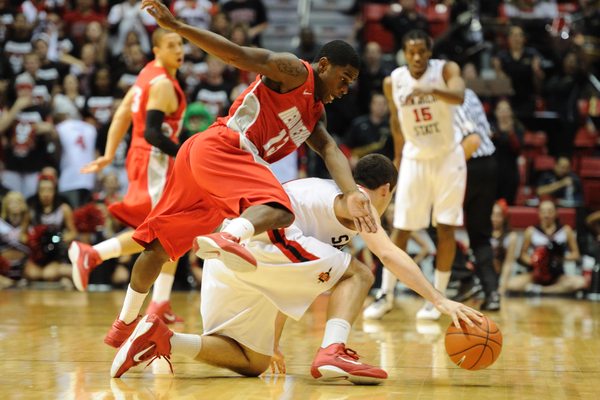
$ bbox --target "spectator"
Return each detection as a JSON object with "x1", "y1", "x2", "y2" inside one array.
[
  {"x1": 209, "y1": 13, "x2": 229, "y2": 37},
  {"x1": 493, "y1": 25, "x2": 545, "y2": 122},
  {"x1": 73, "y1": 43, "x2": 99, "y2": 93},
  {"x1": 23, "y1": 175, "x2": 77, "y2": 285},
  {"x1": 114, "y1": 43, "x2": 146, "y2": 93},
  {"x1": 356, "y1": 42, "x2": 391, "y2": 115},
  {"x1": 181, "y1": 101, "x2": 215, "y2": 139},
  {"x1": 82, "y1": 66, "x2": 114, "y2": 127},
  {"x1": 52, "y1": 74, "x2": 85, "y2": 120},
  {"x1": 19, "y1": 0, "x2": 61, "y2": 24},
  {"x1": 190, "y1": 55, "x2": 233, "y2": 118},
  {"x1": 0, "y1": 73, "x2": 57, "y2": 199},
  {"x1": 180, "y1": 42, "x2": 207, "y2": 97},
  {"x1": 62, "y1": 0, "x2": 106, "y2": 45},
  {"x1": 171, "y1": 0, "x2": 213, "y2": 31},
  {"x1": 0, "y1": 191, "x2": 30, "y2": 283},
  {"x1": 227, "y1": 22, "x2": 251, "y2": 47},
  {"x1": 381, "y1": 0, "x2": 430, "y2": 54},
  {"x1": 32, "y1": 34, "x2": 69, "y2": 89},
  {"x1": 54, "y1": 107, "x2": 97, "y2": 209},
  {"x1": 536, "y1": 156, "x2": 583, "y2": 205},
  {"x1": 544, "y1": 50, "x2": 588, "y2": 158},
  {"x1": 22, "y1": 52, "x2": 52, "y2": 105},
  {"x1": 490, "y1": 200, "x2": 518, "y2": 296},
  {"x1": 345, "y1": 93, "x2": 393, "y2": 166},
  {"x1": 93, "y1": 172, "x2": 122, "y2": 207},
  {"x1": 491, "y1": 99, "x2": 523, "y2": 205},
  {"x1": 293, "y1": 27, "x2": 319, "y2": 63},
  {"x1": 221, "y1": 0, "x2": 269, "y2": 46},
  {"x1": 3, "y1": 12, "x2": 33, "y2": 75},
  {"x1": 572, "y1": 0, "x2": 600, "y2": 74},
  {"x1": 107, "y1": 0, "x2": 155, "y2": 57},
  {"x1": 507, "y1": 200, "x2": 586, "y2": 295},
  {"x1": 80, "y1": 21, "x2": 108, "y2": 65}
]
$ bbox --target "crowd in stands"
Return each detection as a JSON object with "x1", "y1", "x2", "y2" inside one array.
[{"x1": 0, "y1": 0, "x2": 599, "y2": 296}]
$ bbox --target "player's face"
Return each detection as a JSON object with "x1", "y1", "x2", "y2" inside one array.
[
  {"x1": 156, "y1": 33, "x2": 184, "y2": 70},
  {"x1": 317, "y1": 60, "x2": 359, "y2": 104},
  {"x1": 404, "y1": 39, "x2": 431, "y2": 78}
]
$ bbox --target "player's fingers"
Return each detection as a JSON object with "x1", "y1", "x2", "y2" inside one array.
[
  {"x1": 353, "y1": 217, "x2": 363, "y2": 232},
  {"x1": 457, "y1": 309, "x2": 474, "y2": 327},
  {"x1": 452, "y1": 313, "x2": 460, "y2": 329},
  {"x1": 365, "y1": 214, "x2": 377, "y2": 233},
  {"x1": 270, "y1": 361, "x2": 276, "y2": 374},
  {"x1": 465, "y1": 307, "x2": 483, "y2": 323}
]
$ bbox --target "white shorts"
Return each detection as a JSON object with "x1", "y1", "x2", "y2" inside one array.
[
  {"x1": 201, "y1": 225, "x2": 351, "y2": 356},
  {"x1": 394, "y1": 144, "x2": 466, "y2": 231}
]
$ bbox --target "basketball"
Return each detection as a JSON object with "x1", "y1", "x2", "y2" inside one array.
[{"x1": 445, "y1": 316, "x2": 503, "y2": 370}]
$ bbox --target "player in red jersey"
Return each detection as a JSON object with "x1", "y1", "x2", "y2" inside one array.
[
  {"x1": 103, "y1": 0, "x2": 377, "y2": 353},
  {"x1": 69, "y1": 28, "x2": 188, "y2": 331}
]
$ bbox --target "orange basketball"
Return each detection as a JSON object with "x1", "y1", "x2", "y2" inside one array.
[{"x1": 445, "y1": 316, "x2": 502, "y2": 370}]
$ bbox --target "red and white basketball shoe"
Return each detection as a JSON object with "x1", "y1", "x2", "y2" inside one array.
[
  {"x1": 69, "y1": 241, "x2": 102, "y2": 291},
  {"x1": 145, "y1": 301, "x2": 184, "y2": 324},
  {"x1": 193, "y1": 232, "x2": 257, "y2": 273},
  {"x1": 104, "y1": 315, "x2": 142, "y2": 348},
  {"x1": 111, "y1": 314, "x2": 173, "y2": 378},
  {"x1": 311, "y1": 343, "x2": 387, "y2": 385}
]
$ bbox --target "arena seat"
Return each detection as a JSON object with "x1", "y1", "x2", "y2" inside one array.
[
  {"x1": 579, "y1": 157, "x2": 600, "y2": 179},
  {"x1": 583, "y1": 180, "x2": 600, "y2": 211},
  {"x1": 362, "y1": 4, "x2": 394, "y2": 53},
  {"x1": 508, "y1": 206, "x2": 577, "y2": 229}
]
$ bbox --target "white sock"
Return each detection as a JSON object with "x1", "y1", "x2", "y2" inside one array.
[
  {"x1": 93, "y1": 238, "x2": 122, "y2": 261},
  {"x1": 119, "y1": 285, "x2": 148, "y2": 324},
  {"x1": 381, "y1": 268, "x2": 397, "y2": 294},
  {"x1": 321, "y1": 318, "x2": 351, "y2": 348},
  {"x1": 434, "y1": 269, "x2": 451, "y2": 295},
  {"x1": 222, "y1": 217, "x2": 255, "y2": 242},
  {"x1": 152, "y1": 272, "x2": 174, "y2": 303},
  {"x1": 169, "y1": 332, "x2": 202, "y2": 358}
]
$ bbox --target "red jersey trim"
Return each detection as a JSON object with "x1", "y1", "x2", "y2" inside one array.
[{"x1": 268, "y1": 228, "x2": 320, "y2": 263}]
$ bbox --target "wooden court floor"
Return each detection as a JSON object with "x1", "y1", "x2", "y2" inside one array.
[{"x1": 1, "y1": 290, "x2": 599, "y2": 400}]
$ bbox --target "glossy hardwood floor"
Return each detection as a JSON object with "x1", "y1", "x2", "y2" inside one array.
[{"x1": 1, "y1": 289, "x2": 598, "y2": 400}]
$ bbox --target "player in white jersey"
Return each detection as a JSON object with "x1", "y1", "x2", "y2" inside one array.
[
  {"x1": 110, "y1": 154, "x2": 482, "y2": 382},
  {"x1": 365, "y1": 30, "x2": 467, "y2": 322}
]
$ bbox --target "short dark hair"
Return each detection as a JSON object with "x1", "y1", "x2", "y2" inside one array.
[
  {"x1": 314, "y1": 40, "x2": 360, "y2": 70},
  {"x1": 152, "y1": 27, "x2": 174, "y2": 48},
  {"x1": 353, "y1": 154, "x2": 398, "y2": 191},
  {"x1": 402, "y1": 29, "x2": 432, "y2": 50}
]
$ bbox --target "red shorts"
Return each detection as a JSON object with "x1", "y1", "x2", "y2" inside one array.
[
  {"x1": 108, "y1": 148, "x2": 174, "y2": 229},
  {"x1": 132, "y1": 126, "x2": 293, "y2": 261}
]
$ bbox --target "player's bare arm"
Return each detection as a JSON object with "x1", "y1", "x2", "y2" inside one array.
[
  {"x1": 306, "y1": 113, "x2": 377, "y2": 233},
  {"x1": 360, "y1": 209, "x2": 483, "y2": 328},
  {"x1": 405, "y1": 61, "x2": 465, "y2": 105},
  {"x1": 80, "y1": 87, "x2": 135, "y2": 173},
  {"x1": 383, "y1": 77, "x2": 404, "y2": 169},
  {"x1": 271, "y1": 311, "x2": 288, "y2": 374},
  {"x1": 462, "y1": 132, "x2": 481, "y2": 161},
  {"x1": 144, "y1": 78, "x2": 180, "y2": 157},
  {"x1": 141, "y1": 0, "x2": 307, "y2": 93}
]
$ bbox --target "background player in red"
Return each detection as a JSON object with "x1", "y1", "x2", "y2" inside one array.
[
  {"x1": 69, "y1": 28, "x2": 188, "y2": 331},
  {"x1": 102, "y1": 0, "x2": 377, "y2": 351}
]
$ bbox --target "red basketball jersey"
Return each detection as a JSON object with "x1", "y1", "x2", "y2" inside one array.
[
  {"x1": 217, "y1": 60, "x2": 324, "y2": 164},
  {"x1": 129, "y1": 60, "x2": 187, "y2": 151}
]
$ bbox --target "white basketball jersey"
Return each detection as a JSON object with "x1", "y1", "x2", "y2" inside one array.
[
  {"x1": 390, "y1": 59, "x2": 457, "y2": 160},
  {"x1": 56, "y1": 119, "x2": 97, "y2": 192},
  {"x1": 282, "y1": 178, "x2": 360, "y2": 249}
]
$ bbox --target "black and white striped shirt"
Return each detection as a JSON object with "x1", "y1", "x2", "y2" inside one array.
[{"x1": 454, "y1": 88, "x2": 495, "y2": 158}]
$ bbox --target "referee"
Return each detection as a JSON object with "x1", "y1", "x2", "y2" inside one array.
[{"x1": 454, "y1": 88, "x2": 499, "y2": 311}]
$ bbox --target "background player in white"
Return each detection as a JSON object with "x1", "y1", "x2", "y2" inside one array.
[
  {"x1": 365, "y1": 30, "x2": 467, "y2": 321},
  {"x1": 110, "y1": 155, "x2": 482, "y2": 382}
]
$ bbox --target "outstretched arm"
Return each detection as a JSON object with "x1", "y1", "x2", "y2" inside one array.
[
  {"x1": 80, "y1": 88, "x2": 134, "y2": 173},
  {"x1": 361, "y1": 210, "x2": 483, "y2": 327},
  {"x1": 306, "y1": 113, "x2": 377, "y2": 233},
  {"x1": 141, "y1": 0, "x2": 307, "y2": 91}
]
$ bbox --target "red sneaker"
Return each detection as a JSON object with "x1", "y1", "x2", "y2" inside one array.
[
  {"x1": 145, "y1": 301, "x2": 184, "y2": 324},
  {"x1": 104, "y1": 316, "x2": 142, "y2": 349},
  {"x1": 310, "y1": 343, "x2": 387, "y2": 385},
  {"x1": 193, "y1": 232, "x2": 257, "y2": 273},
  {"x1": 110, "y1": 314, "x2": 174, "y2": 378},
  {"x1": 69, "y1": 241, "x2": 102, "y2": 291}
]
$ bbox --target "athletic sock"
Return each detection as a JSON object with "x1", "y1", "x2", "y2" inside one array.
[
  {"x1": 93, "y1": 238, "x2": 122, "y2": 261},
  {"x1": 152, "y1": 272, "x2": 174, "y2": 303},
  {"x1": 381, "y1": 268, "x2": 397, "y2": 295},
  {"x1": 119, "y1": 285, "x2": 148, "y2": 324},
  {"x1": 321, "y1": 318, "x2": 351, "y2": 348},
  {"x1": 170, "y1": 332, "x2": 202, "y2": 358},
  {"x1": 434, "y1": 269, "x2": 451, "y2": 295},
  {"x1": 222, "y1": 218, "x2": 255, "y2": 242}
]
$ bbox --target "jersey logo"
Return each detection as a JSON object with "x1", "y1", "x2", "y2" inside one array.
[
  {"x1": 318, "y1": 267, "x2": 332, "y2": 283},
  {"x1": 303, "y1": 90, "x2": 312, "y2": 95}
]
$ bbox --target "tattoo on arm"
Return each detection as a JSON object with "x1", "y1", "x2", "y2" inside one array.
[{"x1": 274, "y1": 59, "x2": 305, "y2": 77}]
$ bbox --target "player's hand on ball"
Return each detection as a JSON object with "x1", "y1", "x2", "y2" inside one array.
[
  {"x1": 80, "y1": 156, "x2": 113, "y2": 174},
  {"x1": 141, "y1": 0, "x2": 179, "y2": 31},
  {"x1": 346, "y1": 189, "x2": 377, "y2": 233},
  {"x1": 435, "y1": 298, "x2": 483, "y2": 329},
  {"x1": 270, "y1": 346, "x2": 286, "y2": 374}
]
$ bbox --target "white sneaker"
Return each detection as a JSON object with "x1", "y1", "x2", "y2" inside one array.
[
  {"x1": 416, "y1": 300, "x2": 442, "y2": 321},
  {"x1": 362, "y1": 291, "x2": 394, "y2": 320}
]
